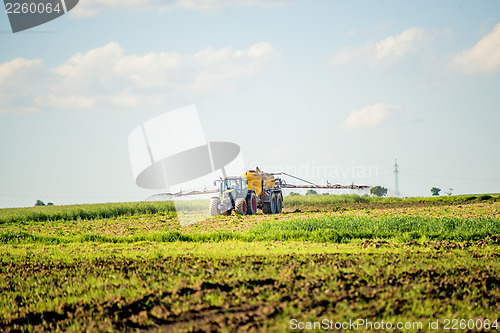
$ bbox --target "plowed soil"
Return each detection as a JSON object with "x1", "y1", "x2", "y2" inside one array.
[{"x1": 1, "y1": 242, "x2": 499, "y2": 332}]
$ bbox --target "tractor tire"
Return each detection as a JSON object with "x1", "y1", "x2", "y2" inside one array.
[
  {"x1": 263, "y1": 193, "x2": 277, "y2": 214},
  {"x1": 246, "y1": 193, "x2": 257, "y2": 215},
  {"x1": 209, "y1": 198, "x2": 220, "y2": 217},
  {"x1": 235, "y1": 198, "x2": 247, "y2": 215},
  {"x1": 276, "y1": 193, "x2": 283, "y2": 213}
]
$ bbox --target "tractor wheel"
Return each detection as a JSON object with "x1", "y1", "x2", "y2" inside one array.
[
  {"x1": 209, "y1": 197, "x2": 220, "y2": 217},
  {"x1": 246, "y1": 193, "x2": 257, "y2": 215},
  {"x1": 276, "y1": 193, "x2": 283, "y2": 213},
  {"x1": 235, "y1": 198, "x2": 247, "y2": 215},
  {"x1": 263, "y1": 194, "x2": 277, "y2": 214}
]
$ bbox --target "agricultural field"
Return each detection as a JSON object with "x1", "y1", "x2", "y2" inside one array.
[{"x1": 1, "y1": 194, "x2": 499, "y2": 332}]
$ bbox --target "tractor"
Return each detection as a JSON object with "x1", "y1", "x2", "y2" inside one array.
[{"x1": 209, "y1": 168, "x2": 283, "y2": 216}]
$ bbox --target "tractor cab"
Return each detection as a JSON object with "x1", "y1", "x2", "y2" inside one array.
[
  {"x1": 210, "y1": 177, "x2": 251, "y2": 216},
  {"x1": 219, "y1": 177, "x2": 248, "y2": 203},
  {"x1": 223, "y1": 177, "x2": 247, "y2": 194}
]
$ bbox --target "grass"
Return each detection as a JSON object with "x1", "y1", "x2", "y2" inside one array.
[
  {"x1": 1, "y1": 215, "x2": 499, "y2": 245},
  {"x1": 284, "y1": 193, "x2": 499, "y2": 207},
  {"x1": 1, "y1": 194, "x2": 499, "y2": 331},
  {"x1": 0, "y1": 201, "x2": 176, "y2": 224},
  {"x1": 1, "y1": 242, "x2": 499, "y2": 332},
  {"x1": 248, "y1": 216, "x2": 500, "y2": 242},
  {"x1": 1, "y1": 193, "x2": 497, "y2": 225},
  {"x1": 285, "y1": 193, "x2": 398, "y2": 206}
]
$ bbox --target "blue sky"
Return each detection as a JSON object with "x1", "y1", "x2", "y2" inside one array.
[{"x1": 1, "y1": 0, "x2": 499, "y2": 208}]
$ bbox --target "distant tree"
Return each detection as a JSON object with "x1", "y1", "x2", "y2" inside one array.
[
  {"x1": 306, "y1": 189, "x2": 318, "y2": 195},
  {"x1": 289, "y1": 192, "x2": 301, "y2": 196},
  {"x1": 47, "y1": 202, "x2": 54, "y2": 206},
  {"x1": 431, "y1": 187, "x2": 441, "y2": 196},
  {"x1": 370, "y1": 186, "x2": 388, "y2": 197},
  {"x1": 35, "y1": 200, "x2": 45, "y2": 206},
  {"x1": 445, "y1": 188, "x2": 453, "y2": 196}
]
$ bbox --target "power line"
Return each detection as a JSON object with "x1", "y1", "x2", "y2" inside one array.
[
  {"x1": 399, "y1": 173, "x2": 500, "y2": 182},
  {"x1": 0, "y1": 188, "x2": 138, "y2": 194},
  {"x1": 0, "y1": 193, "x2": 145, "y2": 200},
  {"x1": 403, "y1": 169, "x2": 500, "y2": 177}
]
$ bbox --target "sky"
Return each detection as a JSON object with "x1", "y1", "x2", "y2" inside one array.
[{"x1": 1, "y1": 0, "x2": 499, "y2": 208}]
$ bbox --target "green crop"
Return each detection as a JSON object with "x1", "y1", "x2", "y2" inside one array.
[
  {"x1": 1, "y1": 215, "x2": 498, "y2": 245},
  {"x1": 0, "y1": 201, "x2": 176, "y2": 224},
  {"x1": 1, "y1": 194, "x2": 499, "y2": 332}
]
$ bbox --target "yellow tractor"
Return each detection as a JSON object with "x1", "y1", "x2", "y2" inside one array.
[{"x1": 209, "y1": 168, "x2": 283, "y2": 216}]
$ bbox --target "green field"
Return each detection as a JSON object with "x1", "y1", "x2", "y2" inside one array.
[{"x1": 1, "y1": 194, "x2": 499, "y2": 332}]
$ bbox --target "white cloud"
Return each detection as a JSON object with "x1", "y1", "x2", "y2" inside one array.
[
  {"x1": 329, "y1": 48, "x2": 355, "y2": 66},
  {"x1": 72, "y1": 0, "x2": 290, "y2": 17},
  {"x1": 451, "y1": 22, "x2": 500, "y2": 73},
  {"x1": 0, "y1": 58, "x2": 42, "y2": 81},
  {"x1": 330, "y1": 27, "x2": 425, "y2": 67},
  {"x1": 342, "y1": 103, "x2": 401, "y2": 130},
  {"x1": 346, "y1": 28, "x2": 357, "y2": 37},
  {"x1": 374, "y1": 28, "x2": 425, "y2": 61},
  {"x1": 34, "y1": 95, "x2": 97, "y2": 109},
  {"x1": 0, "y1": 42, "x2": 276, "y2": 113},
  {"x1": 0, "y1": 58, "x2": 48, "y2": 113}
]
